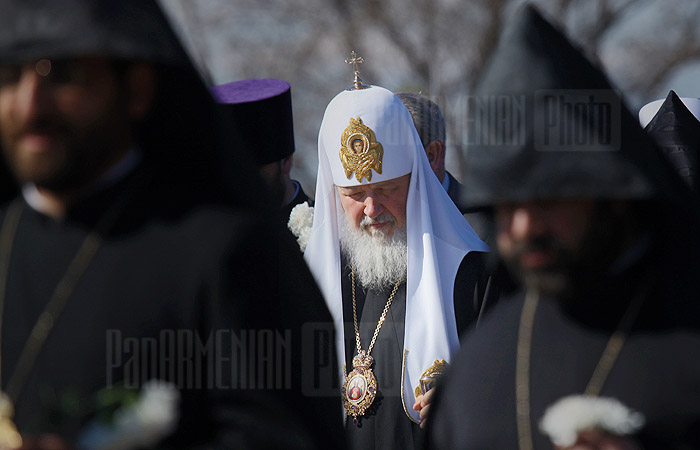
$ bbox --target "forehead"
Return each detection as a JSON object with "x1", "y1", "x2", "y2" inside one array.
[
  {"x1": 336, "y1": 174, "x2": 410, "y2": 193},
  {"x1": 494, "y1": 199, "x2": 596, "y2": 216}
]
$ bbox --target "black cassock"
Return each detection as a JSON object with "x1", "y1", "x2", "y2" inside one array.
[
  {"x1": 426, "y1": 4, "x2": 700, "y2": 449},
  {"x1": 341, "y1": 251, "x2": 492, "y2": 450},
  {"x1": 427, "y1": 242, "x2": 700, "y2": 449},
  {"x1": 0, "y1": 165, "x2": 344, "y2": 450}
]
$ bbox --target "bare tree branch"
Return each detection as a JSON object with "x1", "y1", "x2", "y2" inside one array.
[{"x1": 161, "y1": 0, "x2": 700, "y2": 187}]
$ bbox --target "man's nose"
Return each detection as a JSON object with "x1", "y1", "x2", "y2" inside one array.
[
  {"x1": 12, "y1": 69, "x2": 51, "y2": 122},
  {"x1": 510, "y1": 205, "x2": 546, "y2": 240},
  {"x1": 363, "y1": 194, "x2": 384, "y2": 218}
]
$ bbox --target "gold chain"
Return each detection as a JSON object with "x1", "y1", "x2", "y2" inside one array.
[
  {"x1": 0, "y1": 201, "x2": 23, "y2": 389},
  {"x1": 351, "y1": 266, "x2": 401, "y2": 358},
  {"x1": 0, "y1": 174, "x2": 141, "y2": 404},
  {"x1": 584, "y1": 291, "x2": 644, "y2": 396},
  {"x1": 515, "y1": 289, "x2": 645, "y2": 450},
  {"x1": 515, "y1": 291, "x2": 539, "y2": 450}
]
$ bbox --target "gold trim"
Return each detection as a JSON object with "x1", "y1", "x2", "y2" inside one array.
[
  {"x1": 414, "y1": 359, "x2": 447, "y2": 397},
  {"x1": 342, "y1": 363, "x2": 348, "y2": 425},
  {"x1": 400, "y1": 349, "x2": 421, "y2": 424},
  {"x1": 339, "y1": 117, "x2": 383, "y2": 183}
]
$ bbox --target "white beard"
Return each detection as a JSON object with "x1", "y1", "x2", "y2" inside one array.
[{"x1": 339, "y1": 213, "x2": 408, "y2": 291}]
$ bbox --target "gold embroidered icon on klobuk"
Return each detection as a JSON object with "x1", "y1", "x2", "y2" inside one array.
[{"x1": 339, "y1": 117, "x2": 383, "y2": 183}]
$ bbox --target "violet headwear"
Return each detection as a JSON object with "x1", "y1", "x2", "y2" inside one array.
[{"x1": 211, "y1": 78, "x2": 296, "y2": 166}]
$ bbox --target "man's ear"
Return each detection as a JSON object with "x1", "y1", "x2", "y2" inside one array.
[
  {"x1": 281, "y1": 155, "x2": 294, "y2": 176},
  {"x1": 425, "y1": 140, "x2": 445, "y2": 172},
  {"x1": 126, "y1": 63, "x2": 158, "y2": 120}
]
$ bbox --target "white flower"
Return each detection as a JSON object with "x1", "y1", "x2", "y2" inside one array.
[
  {"x1": 539, "y1": 395, "x2": 645, "y2": 447},
  {"x1": 287, "y1": 201, "x2": 314, "y2": 252},
  {"x1": 111, "y1": 380, "x2": 180, "y2": 448},
  {"x1": 77, "y1": 380, "x2": 180, "y2": 450}
]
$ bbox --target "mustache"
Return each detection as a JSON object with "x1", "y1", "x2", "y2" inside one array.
[
  {"x1": 15, "y1": 116, "x2": 68, "y2": 137},
  {"x1": 360, "y1": 214, "x2": 396, "y2": 231},
  {"x1": 511, "y1": 235, "x2": 567, "y2": 258}
]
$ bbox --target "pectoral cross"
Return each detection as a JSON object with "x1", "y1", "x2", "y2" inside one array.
[{"x1": 345, "y1": 51, "x2": 369, "y2": 90}]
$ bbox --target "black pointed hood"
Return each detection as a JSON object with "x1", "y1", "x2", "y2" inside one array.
[
  {"x1": 0, "y1": 0, "x2": 188, "y2": 65},
  {"x1": 462, "y1": 4, "x2": 693, "y2": 212},
  {"x1": 0, "y1": 0, "x2": 264, "y2": 210},
  {"x1": 644, "y1": 90, "x2": 700, "y2": 191}
]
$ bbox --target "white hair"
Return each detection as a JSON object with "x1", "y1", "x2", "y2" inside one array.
[{"x1": 339, "y1": 213, "x2": 407, "y2": 291}]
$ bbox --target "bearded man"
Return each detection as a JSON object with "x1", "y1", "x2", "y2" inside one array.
[
  {"x1": 0, "y1": 1, "x2": 342, "y2": 448},
  {"x1": 426, "y1": 5, "x2": 700, "y2": 449},
  {"x1": 303, "y1": 65, "x2": 493, "y2": 450}
]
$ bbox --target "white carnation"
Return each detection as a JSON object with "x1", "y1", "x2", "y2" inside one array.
[
  {"x1": 539, "y1": 395, "x2": 645, "y2": 447},
  {"x1": 287, "y1": 201, "x2": 314, "y2": 252},
  {"x1": 78, "y1": 380, "x2": 180, "y2": 450},
  {"x1": 111, "y1": 380, "x2": 180, "y2": 448}
]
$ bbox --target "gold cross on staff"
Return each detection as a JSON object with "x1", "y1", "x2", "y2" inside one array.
[{"x1": 345, "y1": 50, "x2": 369, "y2": 91}]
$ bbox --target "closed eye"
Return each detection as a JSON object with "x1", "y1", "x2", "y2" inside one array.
[{"x1": 338, "y1": 188, "x2": 365, "y2": 201}]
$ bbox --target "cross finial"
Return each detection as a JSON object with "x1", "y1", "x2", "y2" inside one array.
[
  {"x1": 345, "y1": 50, "x2": 369, "y2": 90},
  {"x1": 345, "y1": 51, "x2": 363, "y2": 73}
]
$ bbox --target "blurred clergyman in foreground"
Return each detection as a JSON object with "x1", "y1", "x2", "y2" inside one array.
[
  {"x1": 0, "y1": 1, "x2": 342, "y2": 449},
  {"x1": 427, "y1": 5, "x2": 700, "y2": 450}
]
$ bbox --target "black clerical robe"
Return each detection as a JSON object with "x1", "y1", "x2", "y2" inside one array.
[
  {"x1": 341, "y1": 251, "x2": 490, "y2": 450},
  {"x1": 0, "y1": 166, "x2": 344, "y2": 450},
  {"x1": 427, "y1": 244, "x2": 700, "y2": 449}
]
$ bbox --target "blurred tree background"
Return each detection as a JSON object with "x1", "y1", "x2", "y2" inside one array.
[{"x1": 159, "y1": 0, "x2": 700, "y2": 195}]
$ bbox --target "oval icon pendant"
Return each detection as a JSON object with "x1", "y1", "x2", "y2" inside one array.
[{"x1": 342, "y1": 353, "x2": 378, "y2": 420}]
